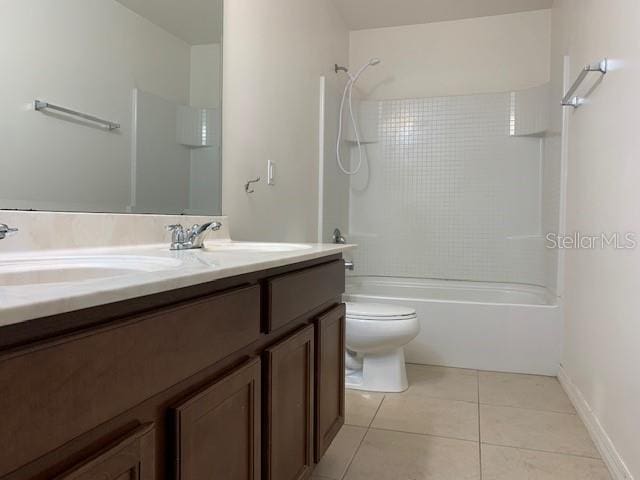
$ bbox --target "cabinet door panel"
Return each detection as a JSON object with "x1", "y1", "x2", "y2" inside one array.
[
  {"x1": 315, "y1": 304, "x2": 346, "y2": 460},
  {"x1": 173, "y1": 358, "x2": 261, "y2": 480},
  {"x1": 264, "y1": 325, "x2": 315, "y2": 480},
  {"x1": 56, "y1": 424, "x2": 154, "y2": 480}
]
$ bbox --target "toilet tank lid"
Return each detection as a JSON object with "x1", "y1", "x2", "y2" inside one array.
[{"x1": 346, "y1": 302, "x2": 416, "y2": 318}]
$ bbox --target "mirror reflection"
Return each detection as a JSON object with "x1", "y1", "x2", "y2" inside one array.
[{"x1": 0, "y1": 0, "x2": 223, "y2": 215}]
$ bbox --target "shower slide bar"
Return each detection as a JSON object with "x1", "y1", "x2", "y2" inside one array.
[
  {"x1": 34, "y1": 100, "x2": 121, "y2": 130},
  {"x1": 562, "y1": 58, "x2": 608, "y2": 108}
]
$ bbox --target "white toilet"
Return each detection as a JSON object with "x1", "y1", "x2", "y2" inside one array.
[{"x1": 345, "y1": 302, "x2": 420, "y2": 393}]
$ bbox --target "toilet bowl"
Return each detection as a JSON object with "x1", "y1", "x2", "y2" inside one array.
[{"x1": 345, "y1": 302, "x2": 420, "y2": 392}]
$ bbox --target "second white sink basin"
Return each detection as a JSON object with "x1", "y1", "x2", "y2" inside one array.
[
  {"x1": 0, "y1": 255, "x2": 182, "y2": 287},
  {"x1": 205, "y1": 242, "x2": 313, "y2": 253}
]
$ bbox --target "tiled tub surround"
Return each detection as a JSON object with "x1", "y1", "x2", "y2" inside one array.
[
  {"x1": 312, "y1": 365, "x2": 611, "y2": 480},
  {"x1": 347, "y1": 87, "x2": 556, "y2": 288},
  {"x1": 338, "y1": 88, "x2": 563, "y2": 376},
  {"x1": 0, "y1": 211, "x2": 353, "y2": 326}
]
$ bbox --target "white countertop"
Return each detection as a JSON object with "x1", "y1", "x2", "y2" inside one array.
[{"x1": 0, "y1": 241, "x2": 354, "y2": 328}]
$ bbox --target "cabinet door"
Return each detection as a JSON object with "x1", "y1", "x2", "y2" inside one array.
[
  {"x1": 264, "y1": 325, "x2": 315, "y2": 480},
  {"x1": 172, "y1": 358, "x2": 261, "y2": 480},
  {"x1": 314, "y1": 304, "x2": 346, "y2": 461},
  {"x1": 56, "y1": 424, "x2": 155, "y2": 480}
]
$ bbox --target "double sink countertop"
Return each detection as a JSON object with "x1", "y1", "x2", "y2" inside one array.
[{"x1": 0, "y1": 240, "x2": 354, "y2": 328}]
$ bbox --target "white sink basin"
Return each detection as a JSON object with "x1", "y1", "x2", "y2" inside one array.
[
  {"x1": 0, "y1": 255, "x2": 182, "y2": 286},
  {"x1": 205, "y1": 242, "x2": 313, "y2": 253}
]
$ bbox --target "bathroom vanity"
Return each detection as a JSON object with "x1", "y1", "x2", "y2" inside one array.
[
  {"x1": 1, "y1": 0, "x2": 351, "y2": 475},
  {"x1": 0, "y1": 223, "x2": 350, "y2": 480}
]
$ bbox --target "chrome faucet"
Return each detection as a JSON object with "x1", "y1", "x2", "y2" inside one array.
[
  {"x1": 0, "y1": 224, "x2": 19, "y2": 240},
  {"x1": 166, "y1": 221, "x2": 222, "y2": 250}
]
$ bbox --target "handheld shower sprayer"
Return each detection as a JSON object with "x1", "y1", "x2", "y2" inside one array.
[{"x1": 336, "y1": 58, "x2": 381, "y2": 175}]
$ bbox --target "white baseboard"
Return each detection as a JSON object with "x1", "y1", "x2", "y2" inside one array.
[{"x1": 558, "y1": 366, "x2": 634, "y2": 480}]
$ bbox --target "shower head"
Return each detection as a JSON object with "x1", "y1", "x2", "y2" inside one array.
[
  {"x1": 349, "y1": 58, "x2": 382, "y2": 82},
  {"x1": 335, "y1": 58, "x2": 381, "y2": 75}
]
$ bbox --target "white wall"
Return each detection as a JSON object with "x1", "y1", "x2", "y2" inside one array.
[
  {"x1": 552, "y1": 0, "x2": 640, "y2": 477},
  {"x1": 222, "y1": 0, "x2": 349, "y2": 241},
  {"x1": 0, "y1": 0, "x2": 191, "y2": 213},
  {"x1": 349, "y1": 10, "x2": 551, "y2": 100}
]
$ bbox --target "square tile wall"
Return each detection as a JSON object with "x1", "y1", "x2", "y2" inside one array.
[
  {"x1": 348, "y1": 93, "x2": 546, "y2": 285},
  {"x1": 542, "y1": 133, "x2": 562, "y2": 295}
]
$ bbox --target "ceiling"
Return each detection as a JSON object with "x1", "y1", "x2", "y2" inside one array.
[
  {"x1": 332, "y1": 0, "x2": 553, "y2": 30},
  {"x1": 116, "y1": 0, "x2": 222, "y2": 45}
]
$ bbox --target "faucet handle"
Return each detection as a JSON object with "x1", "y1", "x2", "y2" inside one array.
[
  {"x1": 0, "y1": 224, "x2": 19, "y2": 240},
  {"x1": 165, "y1": 224, "x2": 186, "y2": 245}
]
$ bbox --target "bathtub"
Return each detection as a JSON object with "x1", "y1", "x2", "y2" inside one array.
[{"x1": 344, "y1": 276, "x2": 562, "y2": 376}]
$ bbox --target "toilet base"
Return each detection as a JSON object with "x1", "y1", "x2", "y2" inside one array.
[{"x1": 345, "y1": 347, "x2": 409, "y2": 393}]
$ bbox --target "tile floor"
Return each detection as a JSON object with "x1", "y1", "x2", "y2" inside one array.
[{"x1": 312, "y1": 364, "x2": 611, "y2": 480}]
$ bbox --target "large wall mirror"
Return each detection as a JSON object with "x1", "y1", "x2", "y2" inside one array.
[{"x1": 0, "y1": 0, "x2": 223, "y2": 215}]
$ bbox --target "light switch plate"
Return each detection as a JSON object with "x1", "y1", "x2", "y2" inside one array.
[{"x1": 267, "y1": 160, "x2": 275, "y2": 185}]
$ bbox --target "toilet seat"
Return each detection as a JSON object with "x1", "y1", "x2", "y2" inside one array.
[{"x1": 346, "y1": 302, "x2": 416, "y2": 321}]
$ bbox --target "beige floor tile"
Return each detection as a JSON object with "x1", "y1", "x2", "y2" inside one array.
[
  {"x1": 397, "y1": 364, "x2": 478, "y2": 402},
  {"x1": 479, "y1": 371, "x2": 575, "y2": 413},
  {"x1": 345, "y1": 390, "x2": 385, "y2": 427},
  {"x1": 343, "y1": 428, "x2": 480, "y2": 480},
  {"x1": 482, "y1": 444, "x2": 611, "y2": 480},
  {"x1": 313, "y1": 426, "x2": 367, "y2": 479},
  {"x1": 480, "y1": 405, "x2": 599, "y2": 458},
  {"x1": 372, "y1": 394, "x2": 479, "y2": 441}
]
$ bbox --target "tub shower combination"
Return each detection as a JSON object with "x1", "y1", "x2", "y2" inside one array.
[
  {"x1": 345, "y1": 276, "x2": 561, "y2": 376},
  {"x1": 327, "y1": 68, "x2": 562, "y2": 387}
]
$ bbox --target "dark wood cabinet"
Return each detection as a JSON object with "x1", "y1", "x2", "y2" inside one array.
[
  {"x1": 314, "y1": 304, "x2": 346, "y2": 461},
  {"x1": 0, "y1": 256, "x2": 346, "y2": 480},
  {"x1": 172, "y1": 358, "x2": 261, "y2": 480},
  {"x1": 266, "y1": 260, "x2": 345, "y2": 332},
  {"x1": 264, "y1": 325, "x2": 315, "y2": 480},
  {"x1": 56, "y1": 424, "x2": 155, "y2": 480},
  {"x1": 0, "y1": 285, "x2": 261, "y2": 476}
]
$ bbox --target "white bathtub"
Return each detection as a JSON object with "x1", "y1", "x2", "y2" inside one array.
[{"x1": 345, "y1": 276, "x2": 562, "y2": 376}]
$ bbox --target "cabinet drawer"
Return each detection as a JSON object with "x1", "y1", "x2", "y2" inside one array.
[
  {"x1": 0, "y1": 285, "x2": 260, "y2": 477},
  {"x1": 266, "y1": 260, "x2": 345, "y2": 332}
]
